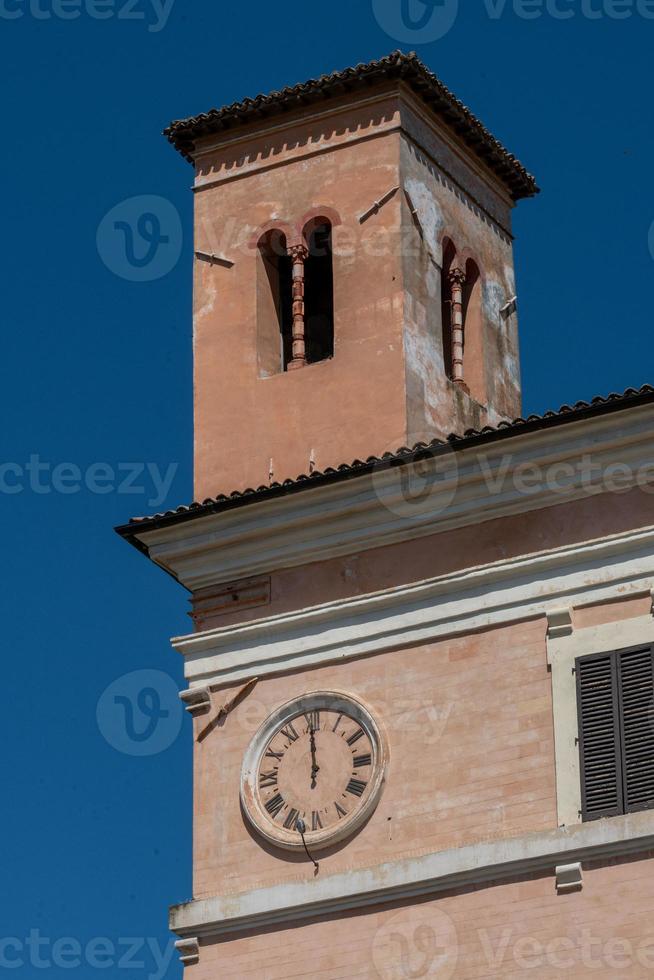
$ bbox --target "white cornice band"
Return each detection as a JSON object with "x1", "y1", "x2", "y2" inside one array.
[
  {"x1": 136, "y1": 404, "x2": 654, "y2": 593},
  {"x1": 170, "y1": 811, "x2": 654, "y2": 940},
  {"x1": 174, "y1": 524, "x2": 654, "y2": 687}
]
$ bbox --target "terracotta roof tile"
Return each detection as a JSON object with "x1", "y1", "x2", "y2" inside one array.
[
  {"x1": 116, "y1": 384, "x2": 654, "y2": 540},
  {"x1": 164, "y1": 50, "x2": 538, "y2": 201}
]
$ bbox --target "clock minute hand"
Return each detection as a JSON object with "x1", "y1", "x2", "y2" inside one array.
[{"x1": 309, "y1": 727, "x2": 320, "y2": 788}]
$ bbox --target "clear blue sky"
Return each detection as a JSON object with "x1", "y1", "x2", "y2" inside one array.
[{"x1": 1, "y1": 1, "x2": 652, "y2": 976}]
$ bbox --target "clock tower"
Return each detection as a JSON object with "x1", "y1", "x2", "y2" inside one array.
[{"x1": 118, "y1": 51, "x2": 654, "y2": 979}]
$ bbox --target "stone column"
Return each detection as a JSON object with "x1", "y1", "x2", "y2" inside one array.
[
  {"x1": 287, "y1": 243, "x2": 309, "y2": 370},
  {"x1": 448, "y1": 267, "x2": 466, "y2": 385}
]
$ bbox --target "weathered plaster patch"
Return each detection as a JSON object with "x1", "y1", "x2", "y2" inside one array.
[
  {"x1": 503, "y1": 349, "x2": 521, "y2": 387},
  {"x1": 404, "y1": 177, "x2": 444, "y2": 261},
  {"x1": 401, "y1": 133, "x2": 513, "y2": 240},
  {"x1": 483, "y1": 278, "x2": 504, "y2": 327},
  {"x1": 404, "y1": 316, "x2": 448, "y2": 420},
  {"x1": 195, "y1": 277, "x2": 218, "y2": 324},
  {"x1": 425, "y1": 262, "x2": 439, "y2": 299}
]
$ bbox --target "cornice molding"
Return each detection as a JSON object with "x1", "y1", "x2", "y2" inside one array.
[
  {"x1": 170, "y1": 810, "x2": 654, "y2": 940},
  {"x1": 135, "y1": 404, "x2": 654, "y2": 593},
  {"x1": 192, "y1": 87, "x2": 398, "y2": 170},
  {"x1": 191, "y1": 85, "x2": 513, "y2": 220},
  {"x1": 174, "y1": 524, "x2": 654, "y2": 688}
]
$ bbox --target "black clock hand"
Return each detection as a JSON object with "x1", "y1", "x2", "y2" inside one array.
[{"x1": 309, "y1": 727, "x2": 320, "y2": 788}]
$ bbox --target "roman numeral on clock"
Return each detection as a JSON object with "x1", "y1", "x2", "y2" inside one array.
[
  {"x1": 283, "y1": 808, "x2": 299, "y2": 830},
  {"x1": 346, "y1": 728, "x2": 365, "y2": 747},
  {"x1": 346, "y1": 778, "x2": 367, "y2": 797},
  {"x1": 280, "y1": 723, "x2": 299, "y2": 743},
  {"x1": 265, "y1": 793, "x2": 285, "y2": 817},
  {"x1": 311, "y1": 810, "x2": 323, "y2": 831},
  {"x1": 304, "y1": 710, "x2": 320, "y2": 731},
  {"x1": 259, "y1": 770, "x2": 278, "y2": 789},
  {"x1": 334, "y1": 802, "x2": 347, "y2": 819},
  {"x1": 353, "y1": 753, "x2": 372, "y2": 768},
  {"x1": 265, "y1": 748, "x2": 284, "y2": 761}
]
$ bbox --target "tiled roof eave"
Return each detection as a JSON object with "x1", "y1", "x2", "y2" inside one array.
[
  {"x1": 163, "y1": 51, "x2": 538, "y2": 202},
  {"x1": 115, "y1": 385, "x2": 654, "y2": 543}
]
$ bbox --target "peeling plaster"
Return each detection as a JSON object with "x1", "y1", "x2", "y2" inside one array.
[
  {"x1": 483, "y1": 278, "x2": 504, "y2": 329},
  {"x1": 404, "y1": 177, "x2": 444, "y2": 262},
  {"x1": 195, "y1": 278, "x2": 218, "y2": 337},
  {"x1": 503, "y1": 349, "x2": 521, "y2": 387},
  {"x1": 425, "y1": 262, "x2": 439, "y2": 300},
  {"x1": 404, "y1": 320, "x2": 448, "y2": 421}
]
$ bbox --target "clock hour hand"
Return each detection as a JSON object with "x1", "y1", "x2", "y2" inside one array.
[{"x1": 309, "y1": 727, "x2": 320, "y2": 788}]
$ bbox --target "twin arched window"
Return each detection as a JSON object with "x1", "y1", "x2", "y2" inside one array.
[
  {"x1": 256, "y1": 220, "x2": 485, "y2": 401},
  {"x1": 257, "y1": 218, "x2": 334, "y2": 376}
]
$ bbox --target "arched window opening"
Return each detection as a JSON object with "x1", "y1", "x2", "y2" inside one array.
[
  {"x1": 257, "y1": 230, "x2": 293, "y2": 375},
  {"x1": 462, "y1": 259, "x2": 486, "y2": 405},
  {"x1": 303, "y1": 218, "x2": 334, "y2": 364},
  {"x1": 440, "y1": 238, "x2": 457, "y2": 381}
]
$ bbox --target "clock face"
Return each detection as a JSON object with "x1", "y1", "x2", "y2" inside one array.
[{"x1": 241, "y1": 692, "x2": 387, "y2": 851}]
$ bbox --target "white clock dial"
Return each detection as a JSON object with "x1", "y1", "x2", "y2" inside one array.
[{"x1": 241, "y1": 692, "x2": 387, "y2": 851}]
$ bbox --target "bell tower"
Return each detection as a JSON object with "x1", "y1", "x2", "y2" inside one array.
[{"x1": 165, "y1": 50, "x2": 537, "y2": 499}]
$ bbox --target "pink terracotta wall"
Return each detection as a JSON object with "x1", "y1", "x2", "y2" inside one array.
[
  {"x1": 191, "y1": 484, "x2": 654, "y2": 633},
  {"x1": 189, "y1": 852, "x2": 654, "y2": 978},
  {"x1": 191, "y1": 88, "x2": 522, "y2": 499},
  {"x1": 192, "y1": 617, "x2": 555, "y2": 899},
  {"x1": 192, "y1": 97, "x2": 406, "y2": 500}
]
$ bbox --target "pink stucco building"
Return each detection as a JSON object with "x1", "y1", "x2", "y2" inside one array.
[{"x1": 117, "y1": 52, "x2": 654, "y2": 978}]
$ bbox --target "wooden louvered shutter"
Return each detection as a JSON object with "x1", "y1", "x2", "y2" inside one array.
[
  {"x1": 617, "y1": 646, "x2": 654, "y2": 813},
  {"x1": 576, "y1": 652, "x2": 623, "y2": 821}
]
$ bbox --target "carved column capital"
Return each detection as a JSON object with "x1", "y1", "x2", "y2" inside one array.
[
  {"x1": 447, "y1": 266, "x2": 466, "y2": 288},
  {"x1": 287, "y1": 243, "x2": 309, "y2": 263}
]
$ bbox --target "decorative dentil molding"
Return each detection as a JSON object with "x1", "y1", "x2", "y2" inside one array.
[{"x1": 191, "y1": 86, "x2": 515, "y2": 232}]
